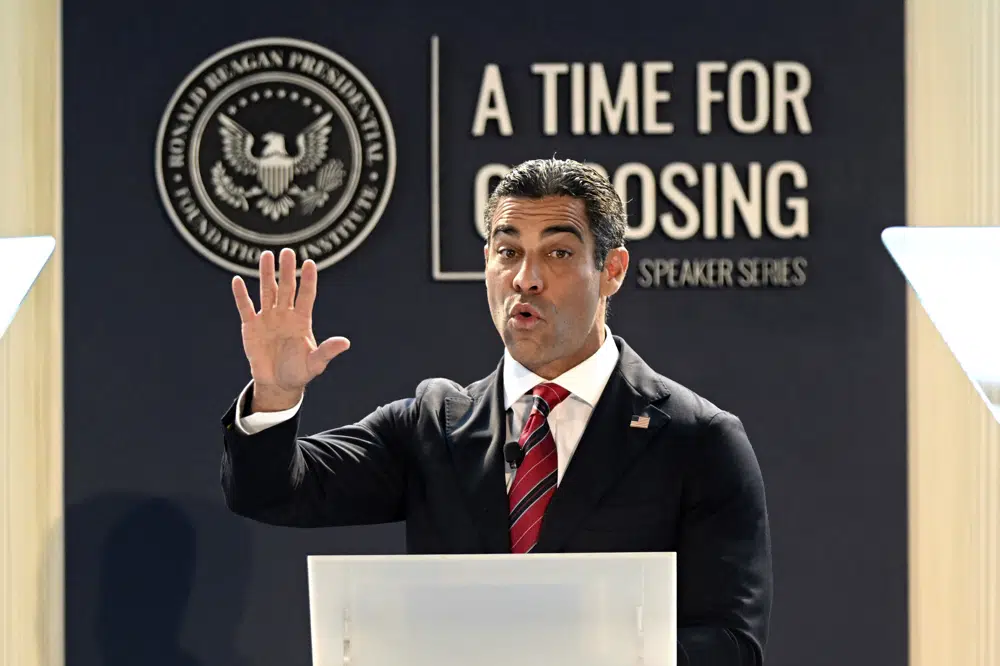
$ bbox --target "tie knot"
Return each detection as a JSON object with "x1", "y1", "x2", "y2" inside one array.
[{"x1": 531, "y1": 382, "x2": 570, "y2": 412}]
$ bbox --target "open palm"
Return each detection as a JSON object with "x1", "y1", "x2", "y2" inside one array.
[{"x1": 231, "y1": 249, "x2": 349, "y2": 400}]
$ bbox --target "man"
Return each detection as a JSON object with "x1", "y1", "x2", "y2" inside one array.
[{"x1": 222, "y1": 158, "x2": 772, "y2": 666}]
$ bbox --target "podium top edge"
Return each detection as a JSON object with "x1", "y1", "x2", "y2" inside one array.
[
  {"x1": 305, "y1": 553, "x2": 677, "y2": 563},
  {"x1": 881, "y1": 225, "x2": 1000, "y2": 240},
  {"x1": 0, "y1": 235, "x2": 56, "y2": 246}
]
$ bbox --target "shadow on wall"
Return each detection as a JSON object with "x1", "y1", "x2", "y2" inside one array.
[{"x1": 54, "y1": 492, "x2": 255, "y2": 666}]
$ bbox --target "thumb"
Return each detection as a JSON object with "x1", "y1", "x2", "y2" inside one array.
[{"x1": 308, "y1": 336, "x2": 351, "y2": 374}]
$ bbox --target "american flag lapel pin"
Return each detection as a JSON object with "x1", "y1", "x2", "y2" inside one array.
[{"x1": 630, "y1": 414, "x2": 650, "y2": 429}]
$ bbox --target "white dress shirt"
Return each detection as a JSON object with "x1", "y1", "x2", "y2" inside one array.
[
  {"x1": 500, "y1": 326, "x2": 619, "y2": 488},
  {"x1": 234, "y1": 327, "x2": 621, "y2": 491}
]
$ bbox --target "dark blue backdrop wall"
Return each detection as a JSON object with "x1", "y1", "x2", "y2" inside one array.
[{"x1": 63, "y1": 1, "x2": 907, "y2": 665}]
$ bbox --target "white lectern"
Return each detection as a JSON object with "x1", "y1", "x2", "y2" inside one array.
[
  {"x1": 307, "y1": 552, "x2": 677, "y2": 666},
  {"x1": 0, "y1": 235, "x2": 56, "y2": 341}
]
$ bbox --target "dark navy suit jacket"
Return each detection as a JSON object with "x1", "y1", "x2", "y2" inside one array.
[{"x1": 220, "y1": 336, "x2": 772, "y2": 666}]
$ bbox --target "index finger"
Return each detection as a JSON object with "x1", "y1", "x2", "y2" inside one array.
[
  {"x1": 294, "y1": 259, "x2": 318, "y2": 316},
  {"x1": 232, "y1": 276, "x2": 257, "y2": 323}
]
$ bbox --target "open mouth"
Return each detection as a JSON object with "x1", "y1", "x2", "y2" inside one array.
[
  {"x1": 509, "y1": 304, "x2": 542, "y2": 327},
  {"x1": 510, "y1": 304, "x2": 541, "y2": 320}
]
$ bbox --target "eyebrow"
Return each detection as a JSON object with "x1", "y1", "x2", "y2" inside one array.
[{"x1": 491, "y1": 223, "x2": 584, "y2": 244}]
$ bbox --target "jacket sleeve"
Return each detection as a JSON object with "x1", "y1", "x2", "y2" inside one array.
[
  {"x1": 675, "y1": 411, "x2": 773, "y2": 666},
  {"x1": 219, "y1": 381, "x2": 419, "y2": 528}
]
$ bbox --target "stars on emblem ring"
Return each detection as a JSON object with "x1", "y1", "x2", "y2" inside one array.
[{"x1": 226, "y1": 89, "x2": 324, "y2": 116}]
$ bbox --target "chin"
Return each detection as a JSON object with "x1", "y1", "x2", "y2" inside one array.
[
  {"x1": 503, "y1": 334, "x2": 532, "y2": 353},
  {"x1": 505, "y1": 339, "x2": 552, "y2": 368}
]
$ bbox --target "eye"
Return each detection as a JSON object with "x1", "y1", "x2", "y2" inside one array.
[
  {"x1": 497, "y1": 247, "x2": 517, "y2": 259},
  {"x1": 551, "y1": 249, "x2": 572, "y2": 259}
]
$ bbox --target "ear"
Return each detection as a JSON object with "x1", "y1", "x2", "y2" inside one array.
[
  {"x1": 483, "y1": 243, "x2": 489, "y2": 266},
  {"x1": 600, "y1": 247, "x2": 629, "y2": 298}
]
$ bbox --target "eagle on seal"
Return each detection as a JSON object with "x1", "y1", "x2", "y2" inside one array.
[{"x1": 216, "y1": 112, "x2": 334, "y2": 199}]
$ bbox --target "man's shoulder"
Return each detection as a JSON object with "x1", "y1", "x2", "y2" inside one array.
[
  {"x1": 616, "y1": 336, "x2": 742, "y2": 434},
  {"x1": 645, "y1": 372, "x2": 743, "y2": 442},
  {"x1": 367, "y1": 373, "x2": 494, "y2": 433},
  {"x1": 626, "y1": 356, "x2": 757, "y2": 474},
  {"x1": 660, "y1": 374, "x2": 730, "y2": 423},
  {"x1": 412, "y1": 375, "x2": 490, "y2": 400},
  {"x1": 400, "y1": 372, "x2": 495, "y2": 412}
]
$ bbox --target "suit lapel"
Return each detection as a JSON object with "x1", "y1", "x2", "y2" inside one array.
[
  {"x1": 444, "y1": 362, "x2": 510, "y2": 553},
  {"x1": 534, "y1": 338, "x2": 671, "y2": 552}
]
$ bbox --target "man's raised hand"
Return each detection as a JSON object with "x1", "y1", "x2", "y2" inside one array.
[{"x1": 231, "y1": 248, "x2": 350, "y2": 411}]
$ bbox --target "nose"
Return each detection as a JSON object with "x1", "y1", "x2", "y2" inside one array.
[{"x1": 512, "y1": 256, "x2": 543, "y2": 293}]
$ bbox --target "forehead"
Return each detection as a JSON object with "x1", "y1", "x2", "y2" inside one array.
[{"x1": 491, "y1": 195, "x2": 591, "y2": 238}]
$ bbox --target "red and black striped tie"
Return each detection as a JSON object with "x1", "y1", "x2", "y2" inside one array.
[{"x1": 509, "y1": 382, "x2": 571, "y2": 553}]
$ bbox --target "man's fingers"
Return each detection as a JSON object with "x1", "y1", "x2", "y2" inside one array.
[
  {"x1": 231, "y1": 276, "x2": 256, "y2": 322},
  {"x1": 259, "y1": 250, "x2": 278, "y2": 309},
  {"x1": 277, "y1": 248, "x2": 297, "y2": 309},
  {"x1": 295, "y1": 259, "x2": 318, "y2": 315}
]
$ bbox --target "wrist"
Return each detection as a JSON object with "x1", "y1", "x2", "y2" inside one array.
[{"x1": 250, "y1": 383, "x2": 303, "y2": 413}]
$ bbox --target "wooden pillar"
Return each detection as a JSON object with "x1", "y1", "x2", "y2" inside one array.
[
  {"x1": 0, "y1": 0, "x2": 64, "y2": 663},
  {"x1": 907, "y1": 0, "x2": 1000, "y2": 663}
]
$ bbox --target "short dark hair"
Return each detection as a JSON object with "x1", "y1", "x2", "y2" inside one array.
[{"x1": 483, "y1": 158, "x2": 627, "y2": 269}]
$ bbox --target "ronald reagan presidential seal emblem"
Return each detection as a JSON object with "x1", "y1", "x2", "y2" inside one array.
[{"x1": 155, "y1": 37, "x2": 396, "y2": 275}]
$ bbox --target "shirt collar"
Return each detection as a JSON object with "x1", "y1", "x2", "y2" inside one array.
[{"x1": 502, "y1": 325, "x2": 620, "y2": 410}]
